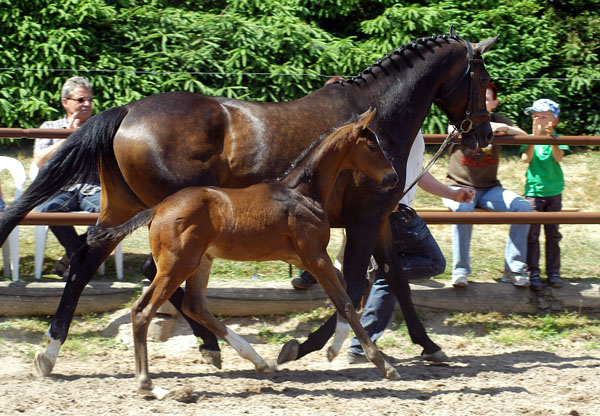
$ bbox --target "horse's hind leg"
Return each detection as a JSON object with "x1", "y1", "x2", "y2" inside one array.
[
  {"x1": 182, "y1": 269, "x2": 271, "y2": 373},
  {"x1": 34, "y1": 242, "x2": 118, "y2": 376},
  {"x1": 141, "y1": 254, "x2": 222, "y2": 368}
]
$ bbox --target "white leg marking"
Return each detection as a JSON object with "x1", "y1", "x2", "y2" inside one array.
[
  {"x1": 34, "y1": 336, "x2": 62, "y2": 376},
  {"x1": 327, "y1": 314, "x2": 350, "y2": 361},
  {"x1": 45, "y1": 338, "x2": 61, "y2": 363},
  {"x1": 223, "y1": 328, "x2": 271, "y2": 373}
]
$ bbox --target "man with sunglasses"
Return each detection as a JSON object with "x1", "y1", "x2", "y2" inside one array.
[{"x1": 33, "y1": 76, "x2": 100, "y2": 280}]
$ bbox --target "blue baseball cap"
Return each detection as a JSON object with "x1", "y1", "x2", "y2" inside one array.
[{"x1": 524, "y1": 98, "x2": 560, "y2": 118}]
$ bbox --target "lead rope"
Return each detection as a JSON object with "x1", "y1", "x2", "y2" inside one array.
[{"x1": 398, "y1": 126, "x2": 462, "y2": 201}]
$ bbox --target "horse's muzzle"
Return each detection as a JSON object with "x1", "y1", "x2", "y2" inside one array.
[
  {"x1": 463, "y1": 122, "x2": 494, "y2": 150},
  {"x1": 382, "y1": 171, "x2": 399, "y2": 189}
]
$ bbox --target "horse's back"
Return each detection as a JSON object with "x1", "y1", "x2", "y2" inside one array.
[{"x1": 109, "y1": 89, "x2": 354, "y2": 209}]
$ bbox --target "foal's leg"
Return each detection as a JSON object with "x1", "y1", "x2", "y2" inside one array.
[
  {"x1": 141, "y1": 254, "x2": 222, "y2": 367},
  {"x1": 182, "y1": 269, "x2": 272, "y2": 373},
  {"x1": 278, "y1": 224, "x2": 376, "y2": 364},
  {"x1": 327, "y1": 313, "x2": 350, "y2": 361},
  {"x1": 34, "y1": 242, "x2": 116, "y2": 376},
  {"x1": 305, "y1": 252, "x2": 399, "y2": 380},
  {"x1": 132, "y1": 268, "x2": 189, "y2": 399}
]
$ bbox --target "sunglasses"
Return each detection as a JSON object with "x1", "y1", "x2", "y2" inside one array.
[{"x1": 66, "y1": 97, "x2": 93, "y2": 103}]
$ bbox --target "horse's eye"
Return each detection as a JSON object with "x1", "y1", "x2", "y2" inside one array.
[{"x1": 367, "y1": 142, "x2": 378, "y2": 152}]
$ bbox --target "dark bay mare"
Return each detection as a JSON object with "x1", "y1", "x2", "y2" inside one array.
[
  {"x1": 0, "y1": 29, "x2": 497, "y2": 376},
  {"x1": 88, "y1": 110, "x2": 400, "y2": 398}
]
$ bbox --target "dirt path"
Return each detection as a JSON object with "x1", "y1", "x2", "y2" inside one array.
[{"x1": 1, "y1": 311, "x2": 599, "y2": 415}]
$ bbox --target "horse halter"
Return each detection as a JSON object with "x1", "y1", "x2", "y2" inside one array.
[
  {"x1": 400, "y1": 38, "x2": 490, "y2": 201},
  {"x1": 434, "y1": 36, "x2": 489, "y2": 136}
]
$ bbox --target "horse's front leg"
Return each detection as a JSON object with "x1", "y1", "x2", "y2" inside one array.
[
  {"x1": 141, "y1": 254, "x2": 221, "y2": 368},
  {"x1": 372, "y1": 218, "x2": 446, "y2": 361},
  {"x1": 305, "y1": 253, "x2": 399, "y2": 380},
  {"x1": 34, "y1": 243, "x2": 114, "y2": 376}
]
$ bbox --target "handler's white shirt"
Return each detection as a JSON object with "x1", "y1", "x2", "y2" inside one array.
[{"x1": 398, "y1": 130, "x2": 425, "y2": 207}]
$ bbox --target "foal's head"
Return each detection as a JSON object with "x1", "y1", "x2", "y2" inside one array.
[{"x1": 340, "y1": 108, "x2": 398, "y2": 189}]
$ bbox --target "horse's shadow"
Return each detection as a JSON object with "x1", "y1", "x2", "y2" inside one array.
[{"x1": 49, "y1": 349, "x2": 597, "y2": 401}]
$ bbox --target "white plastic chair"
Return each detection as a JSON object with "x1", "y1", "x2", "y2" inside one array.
[
  {"x1": 29, "y1": 163, "x2": 123, "y2": 279},
  {"x1": 0, "y1": 156, "x2": 26, "y2": 281}
]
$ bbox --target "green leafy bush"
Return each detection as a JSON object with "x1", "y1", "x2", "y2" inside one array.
[{"x1": 1, "y1": 0, "x2": 598, "y2": 137}]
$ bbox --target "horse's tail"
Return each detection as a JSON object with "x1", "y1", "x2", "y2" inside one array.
[
  {"x1": 0, "y1": 106, "x2": 129, "y2": 246},
  {"x1": 87, "y1": 208, "x2": 156, "y2": 247}
]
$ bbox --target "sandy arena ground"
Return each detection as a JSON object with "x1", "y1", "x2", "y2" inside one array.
[{"x1": 1, "y1": 309, "x2": 599, "y2": 416}]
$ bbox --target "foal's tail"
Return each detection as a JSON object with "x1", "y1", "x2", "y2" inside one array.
[
  {"x1": 0, "y1": 106, "x2": 129, "y2": 246},
  {"x1": 87, "y1": 208, "x2": 156, "y2": 247}
]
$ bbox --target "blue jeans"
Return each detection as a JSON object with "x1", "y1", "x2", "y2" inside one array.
[
  {"x1": 442, "y1": 185, "x2": 531, "y2": 277},
  {"x1": 38, "y1": 189, "x2": 101, "y2": 259},
  {"x1": 348, "y1": 214, "x2": 445, "y2": 355}
]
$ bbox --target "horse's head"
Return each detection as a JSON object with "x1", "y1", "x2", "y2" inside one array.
[
  {"x1": 347, "y1": 108, "x2": 399, "y2": 189},
  {"x1": 435, "y1": 28, "x2": 499, "y2": 150}
]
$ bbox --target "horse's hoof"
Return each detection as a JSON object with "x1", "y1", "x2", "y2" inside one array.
[
  {"x1": 33, "y1": 351, "x2": 55, "y2": 377},
  {"x1": 256, "y1": 361, "x2": 273, "y2": 374},
  {"x1": 277, "y1": 339, "x2": 299, "y2": 364},
  {"x1": 386, "y1": 367, "x2": 401, "y2": 380},
  {"x1": 139, "y1": 386, "x2": 171, "y2": 400},
  {"x1": 200, "y1": 348, "x2": 222, "y2": 369},
  {"x1": 327, "y1": 346, "x2": 339, "y2": 362},
  {"x1": 421, "y1": 348, "x2": 448, "y2": 362}
]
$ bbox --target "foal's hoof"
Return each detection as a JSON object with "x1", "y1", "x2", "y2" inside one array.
[
  {"x1": 200, "y1": 348, "x2": 222, "y2": 369},
  {"x1": 277, "y1": 339, "x2": 299, "y2": 364},
  {"x1": 33, "y1": 351, "x2": 55, "y2": 377},
  {"x1": 421, "y1": 348, "x2": 448, "y2": 363},
  {"x1": 327, "y1": 346, "x2": 340, "y2": 362},
  {"x1": 139, "y1": 386, "x2": 171, "y2": 400},
  {"x1": 385, "y1": 366, "x2": 401, "y2": 380}
]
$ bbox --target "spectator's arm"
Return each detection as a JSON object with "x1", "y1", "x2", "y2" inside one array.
[
  {"x1": 551, "y1": 144, "x2": 564, "y2": 163},
  {"x1": 418, "y1": 172, "x2": 474, "y2": 202},
  {"x1": 521, "y1": 145, "x2": 534, "y2": 163},
  {"x1": 33, "y1": 139, "x2": 66, "y2": 168}
]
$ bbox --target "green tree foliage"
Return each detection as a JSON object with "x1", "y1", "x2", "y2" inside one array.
[{"x1": 1, "y1": 0, "x2": 598, "y2": 136}]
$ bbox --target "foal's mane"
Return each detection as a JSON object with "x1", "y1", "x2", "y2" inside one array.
[
  {"x1": 328, "y1": 34, "x2": 459, "y2": 87},
  {"x1": 276, "y1": 113, "x2": 363, "y2": 182}
]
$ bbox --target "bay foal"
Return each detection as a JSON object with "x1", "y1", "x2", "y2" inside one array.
[{"x1": 88, "y1": 109, "x2": 399, "y2": 398}]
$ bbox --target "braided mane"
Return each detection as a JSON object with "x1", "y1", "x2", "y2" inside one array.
[{"x1": 332, "y1": 35, "x2": 460, "y2": 86}]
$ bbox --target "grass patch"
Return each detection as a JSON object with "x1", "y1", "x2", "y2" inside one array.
[
  {"x1": 257, "y1": 324, "x2": 294, "y2": 344},
  {"x1": 444, "y1": 311, "x2": 600, "y2": 348}
]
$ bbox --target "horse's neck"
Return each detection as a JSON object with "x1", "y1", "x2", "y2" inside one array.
[
  {"x1": 346, "y1": 39, "x2": 464, "y2": 141},
  {"x1": 282, "y1": 132, "x2": 352, "y2": 206}
]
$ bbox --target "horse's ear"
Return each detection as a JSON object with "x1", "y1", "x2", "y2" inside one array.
[
  {"x1": 356, "y1": 108, "x2": 376, "y2": 130},
  {"x1": 473, "y1": 35, "x2": 500, "y2": 55},
  {"x1": 449, "y1": 25, "x2": 457, "y2": 37}
]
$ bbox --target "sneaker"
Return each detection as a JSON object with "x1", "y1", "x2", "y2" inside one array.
[
  {"x1": 503, "y1": 270, "x2": 530, "y2": 288},
  {"x1": 54, "y1": 255, "x2": 69, "y2": 277},
  {"x1": 347, "y1": 350, "x2": 395, "y2": 365},
  {"x1": 529, "y1": 274, "x2": 543, "y2": 291},
  {"x1": 451, "y1": 274, "x2": 468, "y2": 287},
  {"x1": 291, "y1": 271, "x2": 317, "y2": 290},
  {"x1": 347, "y1": 350, "x2": 369, "y2": 364},
  {"x1": 548, "y1": 274, "x2": 563, "y2": 288}
]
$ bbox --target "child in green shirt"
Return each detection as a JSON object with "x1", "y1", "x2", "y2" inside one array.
[{"x1": 521, "y1": 99, "x2": 569, "y2": 291}]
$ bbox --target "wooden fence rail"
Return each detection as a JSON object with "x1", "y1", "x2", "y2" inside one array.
[
  {"x1": 2, "y1": 129, "x2": 599, "y2": 226},
  {"x1": 2, "y1": 128, "x2": 600, "y2": 146},
  {"x1": 3, "y1": 211, "x2": 600, "y2": 226}
]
